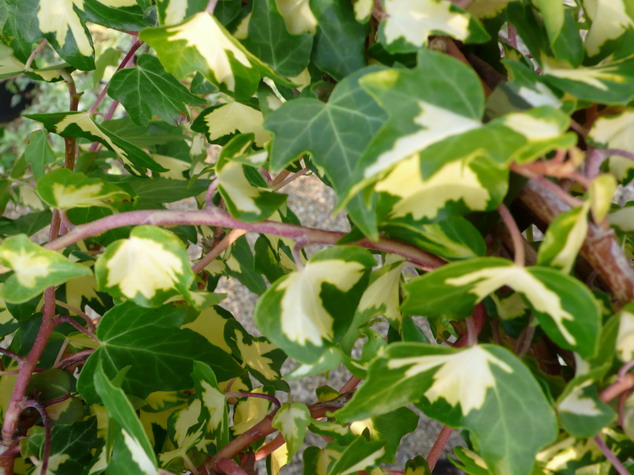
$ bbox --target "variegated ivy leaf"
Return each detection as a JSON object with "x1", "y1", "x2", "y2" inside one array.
[
  {"x1": 617, "y1": 303, "x2": 634, "y2": 362},
  {"x1": 36, "y1": 168, "x2": 133, "y2": 211},
  {"x1": 276, "y1": 0, "x2": 317, "y2": 34},
  {"x1": 83, "y1": 0, "x2": 149, "y2": 31},
  {"x1": 379, "y1": 0, "x2": 488, "y2": 53},
  {"x1": 582, "y1": 0, "x2": 634, "y2": 58},
  {"x1": 95, "y1": 226, "x2": 195, "y2": 307},
  {"x1": 374, "y1": 149, "x2": 508, "y2": 223},
  {"x1": 537, "y1": 203, "x2": 590, "y2": 273},
  {"x1": 191, "y1": 101, "x2": 271, "y2": 147},
  {"x1": 588, "y1": 109, "x2": 634, "y2": 183},
  {"x1": 160, "y1": 397, "x2": 205, "y2": 466},
  {"x1": 93, "y1": 364, "x2": 159, "y2": 474},
  {"x1": 353, "y1": 0, "x2": 372, "y2": 22},
  {"x1": 335, "y1": 344, "x2": 558, "y2": 475},
  {"x1": 0, "y1": 43, "x2": 65, "y2": 81},
  {"x1": 108, "y1": 54, "x2": 206, "y2": 127},
  {"x1": 254, "y1": 246, "x2": 375, "y2": 363},
  {"x1": 25, "y1": 112, "x2": 166, "y2": 174},
  {"x1": 557, "y1": 380, "x2": 615, "y2": 438},
  {"x1": 609, "y1": 204, "x2": 634, "y2": 233},
  {"x1": 232, "y1": 387, "x2": 274, "y2": 435},
  {"x1": 589, "y1": 174, "x2": 617, "y2": 222},
  {"x1": 530, "y1": 0, "x2": 583, "y2": 66},
  {"x1": 242, "y1": 0, "x2": 313, "y2": 77},
  {"x1": 382, "y1": 216, "x2": 486, "y2": 261},
  {"x1": 327, "y1": 433, "x2": 386, "y2": 475},
  {"x1": 266, "y1": 66, "x2": 388, "y2": 237},
  {"x1": 215, "y1": 134, "x2": 286, "y2": 222},
  {"x1": 0, "y1": 235, "x2": 91, "y2": 304},
  {"x1": 140, "y1": 12, "x2": 285, "y2": 100},
  {"x1": 155, "y1": 0, "x2": 207, "y2": 25},
  {"x1": 541, "y1": 56, "x2": 634, "y2": 105},
  {"x1": 403, "y1": 257, "x2": 601, "y2": 357},
  {"x1": 272, "y1": 402, "x2": 311, "y2": 462},
  {"x1": 28, "y1": 0, "x2": 95, "y2": 70}
]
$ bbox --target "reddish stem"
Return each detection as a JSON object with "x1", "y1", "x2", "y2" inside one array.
[
  {"x1": 592, "y1": 436, "x2": 629, "y2": 475},
  {"x1": 498, "y1": 204, "x2": 525, "y2": 266},
  {"x1": 54, "y1": 315, "x2": 100, "y2": 343},
  {"x1": 214, "y1": 458, "x2": 248, "y2": 475},
  {"x1": 54, "y1": 301, "x2": 96, "y2": 332},
  {"x1": 55, "y1": 349, "x2": 95, "y2": 370},
  {"x1": 599, "y1": 374, "x2": 634, "y2": 402},
  {"x1": 23, "y1": 400, "x2": 50, "y2": 475},
  {"x1": 426, "y1": 425, "x2": 453, "y2": 471},
  {"x1": 0, "y1": 348, "x2": 23, "y2": 364},
  {"x1": 254, "y1": 433, "x2": 285, "y2": 461},
  {"x1": 225, "y1": 392, "x2": 281, "y2": 409}
]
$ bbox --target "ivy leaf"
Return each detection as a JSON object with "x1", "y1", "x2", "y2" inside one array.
[
  {"x1": 588, "y1": 109, "x2": 634, "y2": 183},
  {"x1": 242, "y1": 0, "x2": 313, "y2": 76},
  {"x1": 466, "y1": 0, "x2": 517, "y2": 19},
  {"x1": 310, "y1": 0, "x2": 369, "y2": 80},
  {"x1": 108, "y1": 54, "x2": 205, "y2": 127},
  {"x1": 327, "y1": 434, "x2": 386, "y2": 474},
  {"x1": 83, "y1": 0, "x2": 150, "y2": 31},
  {"x1": 351, "y1": 49, "x2": 484, "y2": 188},
  {"x1": 95, "y1": 226, "x2": 195, "y2": 307},
  {"x1": 609, "y1": 204, "x2": 634, "y2": 233},
  {"x1": 537, "y1": 204, "x2": 590, "y2": 273},
  {"x1": 582, "y1": 0, "x2": 634, "y2": 58},
  {"x1": 402, "y1": 258, "x2": 601, "y2": 358},
  {"x1": 140, "y1": 12, "x2": 284, "y2": 100},
  {"x1": 530, "y1": 0, "x2": 583, "y2": 66},
  {"x1": 192, "y1": 101, "x2": 271, "y2": 147},
  {"x1": 155, "y1": 0, "x2": 207, "y2": 25},
  {"x1": 23, "y1": 129, "x2": 56, "y2": 179},
  {"x1": 266, "y1": 66, "x2": 387, "y2": 236},
  {"x1": 0, "y1": 43, "x2": 65, "y2": 82},
  {"x1": 36, "y1": 169, "x2": 133, "y2": 211},
  {"x1": 379, "y1": 0, "x2": 489, "y2": 53},
  {"x1": 0, "y1": 235, "x2": 91, "y2": 304},
  {"x1": 254, "y1": 246, "x2": 375, "y2": 363},
  {"x1": 557, "y1": 380, "x2": 616, "y2": 438},
  {"x1": 335, "y1": 343, "x2": 557, "y2": 475},
  {"x1": 617, "y1": 303, "x2": 634, "y2": 362},
  {"x1": 77, "y1": 302, "x2": 243, "y2": 404},
  {"x1": 25, "y1": 112, "x2": 166, "y2": 174},
  {"x1": 30, "y1": 0, "x2": 95, "y2": 70},
  {"x1": 542, "y1": 56, "x2": 634, "y2": 105},
  {"x1": 93, "y1": 364, "x2": 159, "y2": 473},
  {"x1": 589, "y1": 174, "x2": 617, "y2": 222},
  {"x1": 272, "y1": 402, "x2": 311, "y2": 462}
]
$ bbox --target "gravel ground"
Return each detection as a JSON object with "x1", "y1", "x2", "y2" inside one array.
[{"x1": 215, "y1": 174, "x2": 464, "y2": 473}]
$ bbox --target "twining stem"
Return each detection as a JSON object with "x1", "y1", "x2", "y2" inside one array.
[
  {"x1": 192, "y1": 229, "x2": 247, "y2": 274},
  {"x1": 23, "y1": 400, "x2": 50, "y2": 475},
  {"x1": 0, "y1": 348, "x2": 23, "y2": 364},
  {"x1": 593, "y1": 436, "x2": 629, "y2": 475},
  {"x1": 54, "y1": 301, "x2": 96, "y2": 332},
  {"x1": 24, "y1": 40, "x2": 47, "y2": 70},
  {"x1": 55, "y1": 349, "x2": 95, "y2": 370},
  {"x1": 600, "y1": 373, "x2": 634, "y2": 403},
  {"x1": 426, "y1": 425, "x2": 453, "y2": 471},
  {"x1": 498, "y1": 204, "x2": 525, "y2": 266},
  {"x1": 54, "y1": 315, "x2": 100, "y2": 343},
  {"x1": 214, "y1": 458, "x2": 247, "y2": 475},
  {"x1": 45, "y1": 209, "x2": 446, "y2": 270},
  {"x1": 225, "y1": 392, "x2": 281, "y2": 409},
  {"x1": 88, "y1": 37, "x2": 143, "y2": 115}
]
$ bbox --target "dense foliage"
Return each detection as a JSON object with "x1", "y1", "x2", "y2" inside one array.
[{"x1": 0, "y1": 0, "x2": 633, "y2": 473}]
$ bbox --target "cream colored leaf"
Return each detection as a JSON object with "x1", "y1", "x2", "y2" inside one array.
[
  {"x1": 589, "y1": 174, "x2": 617, "y2": 222},
  {"x1": 589, "y1": 109, "x2": 634, "y2": 182},
  {"x1": 558, "y1": 383, "x2": 603, "y2": 416},
  {"x1": 276, "y1": 0, "x2": 317, "y2": 34},
  {"x1": 204, "y1": 102, "x2": 270, "y2": 147},
  {"x1": 279, "y1": 260, "x2": 366, "y2": 346},
  {"x1": 121, "y1": 429, "x2": 159, "y2": 475},
  {"x1": 388, "y1": 346, "x2": 512, "y2": 414},
  {"x1": 358, "y1": 259, "x2": 404, "y2": 324},
  {"x1": 353, "y1": 0, "x2": 373, "y2": 21},
  {"x1": 234, "y1": 330, "x2": 279, "y2": 380},
  {"x1": 37, "y1": 0, "x2": 92, "y2": 56},
  {"x1": 583, "y1": 0, "x2": 634, "y2": 56},
  {"x1": 617, "y1": 309, "x2": 634, "y2": 362},
  {"x1": 217, "y1": 161, "x2": 261, "y2": 214}
]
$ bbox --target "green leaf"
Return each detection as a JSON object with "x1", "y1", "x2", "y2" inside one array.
[
  {"x1": 272, "y1": 402, "x2": 311, "y2": 462},
  {"x1": 309, "y1": 0, "x2": 368, "y2": 80},
  {"x1": 558, "y1": 380, "x2": 616, "y2": 438},
  {"x1": 617, "y1": 303, "x2": 634, "y2": 362},
  {"x1": 335, "y1": 343, "x2": 558, "y2": 475},
  {"x1": 369, "y1": 407, "x2": 419, "y2": 462},
  {"x1": 466, "y1": 0, "x2": 517, "y2": 19},
  {"x1": 378, "y1": 0, "x2": 489, "y2": 53},
  {"x1": 254, "y1": 246, "x2": 375, "y2": 363},
  {"x1": 93, "y1": 364, "x2": 159, "y2": 472},
  {"x1": 25, "y1": 112, "x2": 166, "y2": 174},
  {"x1": 582, "y1": 0, "x2": 634, "y2": 58},
  {"x1": 155, "y1": 0, "x2": 207, "y2": 25},
  {"x1": 588, "y1": 109, "x2": 634, "y2": 183},
  {"x1": 31, "y1": 0, "x2": 96, "y2": 70},
  {"x1": 351, "y1": 49, "x2": 484, "y2": 188},
  {"x1": 0, "y1": 235, "x2": 91, "y2": 304},
  {"x1": 95, "y1": 226, "x2": 195, "y2": 307},
  {"x1": 108, "y1": 54, "x2": 205, "y2": 127},
  {"x1": 537, "y1": 204, "x2": 590, "y2": 273},
  {"x1": 381, "y1": 217, "x2": 486, "y2": 260},
  {"x1": 402, "y1": 258, "x2": 601, "y2": 358},
  {"x1": 192, "y1": 102, "x2": 271, "y2": 147},
  {"x1": 327, "y1": 433, "x2": 386, "y2": 474},
  {"x1": 23, "y1": 129, "x2": 56, "y2": 179},
  {"x1": 83, "y1": 0, "x2": 150, "y2": 31},
  {"x1": 36, "y1": 168, "x2": 132, "y2": 211},
  {"x1": 531, "y1": 0, "x2": 583, "y2": 66},
  {"x1": 266, "y1": 66, "x2": 387, "y2": 236},
  {"x1": 609, "y1": 204, "x2": 634, "y2": 233},
  {"x1": 542, "y1": 56, "x2": 634, "y2": 105},
  {"x1": 0, "y1": 43, "x2": 65, "y2": 81},
  {"x1": 77, "y1": 302, "x2": 243, "y2": 404},
  {"x1": 140, "y1": 12, "x2": 284, "y2": 100},
  {"x1": 242, "y1": 0, "x2": 313, "y2": 76}
]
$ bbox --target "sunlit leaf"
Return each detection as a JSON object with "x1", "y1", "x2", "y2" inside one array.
[
  {"x1": 272, "y1": 402, "x2": 311, "y2": 462},
  {"x1": 192, "y1": 101, "x2": 271, "y2": 147},
  {"x1": 588, "y1": 109, "x2": 634, "y2": 183},
  {"x1": 403, "y1": 258, "x2": 601, "y2": 357},
  {"x1": 557, "y1": 380, "x2": 615, "y2": 437},
  {"x1": 155, "y1": 0, "x2": 207, "y2": 25},
  {"x1": 335, "y1": 343, "x2": 557, "y2": 475},
  {"x1": 617, "y1": 303, "x2": 634, "y2": 362},
  {"x1": 582, "y1": 0, "x2": 634, "y2": 58},
  {"x1": 0, "y1": 235, "x2": 91, "y2": 304},
  {"x1": 537, "y1": 204, "x2": 590, "y2": 273}
]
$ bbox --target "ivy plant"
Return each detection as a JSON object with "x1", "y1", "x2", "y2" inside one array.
[{"x1": 0, "y1": 0, "x2": 633, "y2": 474}]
